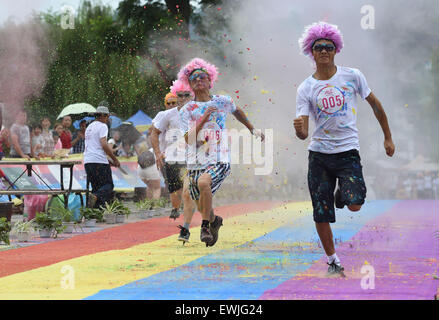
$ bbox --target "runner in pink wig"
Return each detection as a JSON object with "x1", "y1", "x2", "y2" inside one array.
[
  {"x1": 299, "y1": 21, "x2": 344, "y2": 59},
  {"x1": 170, "y1": 79, "x2": 193, "y2": 96},
  {"x1": 177, "y1": 58, "x2": 218, "y2": 89}
]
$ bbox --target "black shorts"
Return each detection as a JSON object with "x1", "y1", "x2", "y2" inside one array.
[
  {"x1": 163, "y1": 162, "x2": 185, "y2": 193},
  {"x1": 308, "y1": 149, "x2": 366, "y2": 223}
]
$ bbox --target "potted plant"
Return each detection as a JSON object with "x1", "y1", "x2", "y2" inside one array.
[
  {"x1": 110, "y1": 199, "x2": 130, "y2": 223},
  {"x1": 33, "y1": 212, "x2": 64, "y2": 238},
  {"x1": 49, "y1": 207, "x2": 76, "y2": 234},
  {"x1": 101, "y1": 200, "x2": 122, "y2": 224},
  {"x1": 80, "y1": 207, "x2": 103, "y2": 227},
  {"x1": 154, "y1": 198, "x2": 171, "y2": 216},
  {"x1": 135, "y1": 199, "x2": 156, "y2": 219},
  {"x1": 12, "y1": 219, "x2": 34, "y2": 242},
  {"x1": 0, "y1": 217, "x2": 11, "y2": 245}
]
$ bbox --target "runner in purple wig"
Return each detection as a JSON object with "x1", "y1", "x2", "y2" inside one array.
[{"x1": 294, "y1": 22, "x2": 395, "y2": 277}]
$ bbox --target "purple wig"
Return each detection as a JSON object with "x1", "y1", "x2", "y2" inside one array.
[
  {"x1": 177, "y1": 58, "x2": 219, "y2": 89},
  {"x1": 299, "y1": 22, "x2": 344, "y2": 59}
]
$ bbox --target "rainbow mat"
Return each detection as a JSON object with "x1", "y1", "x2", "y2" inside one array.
[{"x1": 0, "y1": 200, "x2": 437, "y2": 300}]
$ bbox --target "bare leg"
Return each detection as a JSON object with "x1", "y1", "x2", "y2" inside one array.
[
  {"x1": 170, "y1": 188, "x2": 183, "y2": 209},
  {"x1": 182, "y1": 177, "x2": 195, "y2": 224},
  {"x1": 348, "y1": 204, "x2": 362, "y2": 212},
  {"x1": 315, "y1": 222, "x2": 335, "y2": 256},
  {"x1": 143, "y1": 179, "x2": 162, "y2": 199},
  {"x1": 197, "y1": 173, "x2": 213, "y2": 222}
]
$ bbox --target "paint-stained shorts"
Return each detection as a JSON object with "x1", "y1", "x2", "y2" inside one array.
[
  {"x1": 308, "y1": 149, "x2": 366, "y2": 223},
  {"x1": 163, "y1": 162, "x2": 185, "y2": 193},
  {"x1": 187, "y1": 163, "x2": 231, "y2": 201}
]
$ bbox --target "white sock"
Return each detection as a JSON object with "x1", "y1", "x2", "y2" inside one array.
[{"x1": 327, "y1": 253, "x2": 341, "y2": 266}]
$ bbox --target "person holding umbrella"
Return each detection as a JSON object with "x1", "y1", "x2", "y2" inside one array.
[{"x1": 84, "y1": 106, "x2": 120, "y2": 208}]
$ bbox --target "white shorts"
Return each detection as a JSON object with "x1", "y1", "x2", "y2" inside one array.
[{"x1": 138, "y1": 164, "x2": 161, "y2": 181}]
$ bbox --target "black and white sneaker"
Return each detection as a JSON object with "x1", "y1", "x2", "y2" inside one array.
[
  {"x1": 200, "y1": 226, "x2": 213, "y2": 247},
  {"x1": 326, "y1": 262, "x2": 346, "y2": 277},
  {"x1": 177, "y1": 225, "x2": 190, "y2": 243},
  {"x1": 207, "y1": 215, "x2": 223, "y2": 247},
  {"x1": 169, "y1": 208, "x2": 180, "y2": 220}
]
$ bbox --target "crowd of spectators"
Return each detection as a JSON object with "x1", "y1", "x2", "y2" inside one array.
[{"x1": 0, "y1": 110, "x2": 89, "y2": 160}]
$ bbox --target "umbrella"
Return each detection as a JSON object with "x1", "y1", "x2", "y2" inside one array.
[{"x1": 57, "y1": 103, "x2": 96, "y2": 120}]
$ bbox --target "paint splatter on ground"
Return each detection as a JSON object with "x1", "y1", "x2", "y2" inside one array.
[{"x1": 0, "y1": 200, "x2": 437, "y2": 300}]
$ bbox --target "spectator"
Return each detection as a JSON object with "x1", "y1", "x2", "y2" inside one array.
[
  {"x1": 31, "y1": 124, "x2": 44, "y2": 157},
  {"x1": 53, "y1": 123, "x2": 63, "y2": 150},
  {"x1": 9, "y1": 110, "x2": 34, "y2": 159},
  {"x1": 423, "y1": 171, "x2": 433, "y2": 199},
  {"x1": 433, "y1": 172, "x2": 439, "y2": 199},
  {"x1": 41, "y1": 117, "x2": 54, "y2": 157},
  {"x1": 403, "y1": 175, "x2": 413, "y2": 199},
  {"x1": 59, "y1": 115, "x2": 72, "y2": 149},
  {"x1": 84, "y1": 106, "x2": 120, "y2": 208},
  {"x1": 0, "y1": 127, "x2": 9, "y2": 160},
  {"x1": 72, "y1": 119, "x2": 86, "y2": 154},
  {"x1": 415, "y1": 172, "x2": 424, "y2": 199}
]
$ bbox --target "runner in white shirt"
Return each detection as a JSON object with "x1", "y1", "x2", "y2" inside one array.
[
  {"x1": 84, "y1": 106, "x2": 120, "y2": 209},
  {"x1": 293, "y1": 22, "x2": 395, "y2": 277},
  {"x1": 178, "y1": 58, "x2": 264, "y2": 247},
  {"x1": 151, "y1": 92, "x2": 190, "y2": 219}
]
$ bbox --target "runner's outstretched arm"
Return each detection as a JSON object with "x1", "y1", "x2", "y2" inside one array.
[
  {"x1": 365, "y1": 92, "x2": 395, "y2": 157},
  {"x1": 232, "y1": 107, "x2": 265, "y2": 141}
]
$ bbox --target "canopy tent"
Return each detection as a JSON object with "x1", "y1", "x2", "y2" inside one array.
[
  {"x1": 126, "y1": 110, "x2": 153, "y2": 133},
  {"x1": 73, "y1": 115, "x2": 123, "y2": 129}
]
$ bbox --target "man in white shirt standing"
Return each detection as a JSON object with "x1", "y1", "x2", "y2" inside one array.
[
  {"x1": 84, "y1": 106, "x2": 120, "y2": 208},
  {"x1": 293, "y1": 22, "x2": 395, "y2": 277}
]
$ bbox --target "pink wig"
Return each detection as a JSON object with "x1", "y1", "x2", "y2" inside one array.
[
  {"x1": 299, "y1": 22, "x2": 344, "y2": 59},
  {"x1": 170, "y1": 79, "x2": 193, "y2": 95},
  {"x1": 177, "y1": 58, "x2": 219, "y2": 89}
]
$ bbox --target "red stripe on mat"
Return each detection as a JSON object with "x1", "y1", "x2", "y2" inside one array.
[{"x1": 0, "y1": 201, "x2": 281, "y2": 278}]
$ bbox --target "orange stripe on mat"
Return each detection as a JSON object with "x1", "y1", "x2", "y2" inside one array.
[{"x1": 0, "y1": 201, "x2": 282, "y2": 278}]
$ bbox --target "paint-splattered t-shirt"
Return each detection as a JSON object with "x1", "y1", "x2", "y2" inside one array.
[
  {"x1": 180, "y1": 95, "x2": 237, "y2": 170},
  {"x1": 296, "y1": 66, "x2": 371, "y2": 154}
]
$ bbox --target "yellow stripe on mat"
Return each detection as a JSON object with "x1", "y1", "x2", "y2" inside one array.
[{"x1": 0, "y1": 202, "x2": 312, "y2": 300}]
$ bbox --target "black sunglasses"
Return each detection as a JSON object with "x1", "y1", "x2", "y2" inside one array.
[
  {"x1": 313, "y1": 44, "x2": 336, "y2": 52},
  {"x1": 177, "y1": 93, "x2": 191, "y2": 98}
]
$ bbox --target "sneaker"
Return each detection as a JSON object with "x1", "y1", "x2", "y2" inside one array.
[
  {"x1": 335, "y1": 186, "x2": 344, "y2": 209},
  {"x1": 207, "y1": 215, "x2": 223, "y2": 247},
  {"x1": 200, "y1": 226, "x2": 213, "y2": 246},
  {"x1": 87, "y1": 193, "x2": 97, "y2": 208},
  {"x1": 169, "y1": 208, "x2": 180, "y2": 220},
  {"x1": 177, "y1": 225, "x2": 190, "y2": 243},
  {"x1": 326, "y1": 262, "x2": 346, "y2": 277}
]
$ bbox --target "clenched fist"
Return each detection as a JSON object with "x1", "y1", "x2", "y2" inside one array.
[{"x1": 293, "y1": 117, "x2": 308, "y2": 140}]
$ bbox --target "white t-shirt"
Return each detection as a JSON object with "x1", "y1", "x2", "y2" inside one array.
[
  {"x1": 84, "y1": 121, "x2": 109, "y2": 164},
  {"x1": 296, "y1": 66, "x2": 372, "y2": 154},
  {"x1": 152, "y1": 107, "x2": 186, "y2": 164},
  {"x1": 180, "y1": 95, "x2": 237, "y2": 170}
]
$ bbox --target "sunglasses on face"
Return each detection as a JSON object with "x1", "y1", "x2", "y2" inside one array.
[
  {"x1": 312, "y1": 43, "x2": 336, "y2": 52},
  {"x1": 166, "y1": 101, "x2": 177, "y2": 106},
  {"x1": 177, "y1": 93, "x2": 191, "y2": 98},
  {"x1": 189, "y1": 72, "x2": 209, "y2": 81}
]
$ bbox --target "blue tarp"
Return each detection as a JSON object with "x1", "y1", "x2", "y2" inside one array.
[{"x1": 73, "y1": 115, "x2": 123, "y2": 129}]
